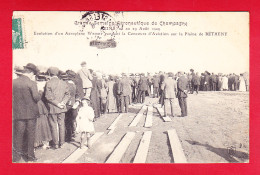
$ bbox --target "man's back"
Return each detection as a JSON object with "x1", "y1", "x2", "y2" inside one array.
[
  {"x1": 139, "y1": 77, "x2": 148, "y2": 91},
  {"x1": 162, "y1": 77, "x2": 177, "y2": 98},
  {"x1": 45, "y1": 77, "x2": 70, "y2": 114},
  {"x1": 153, "y1": 76, "x2": 160, "y2": 88},
  {"x1": 78, "y1": 67, "x2": 92, "y2": 88},
  {"x1": 13, "y1": 75, "x2": 40, "y2": 120},
  {"x1": 177, "y1": 75, "x2": 189, "y2": 98},
  {"x1": 119, "y1": 77, "x2": 131, "y2": 96}
]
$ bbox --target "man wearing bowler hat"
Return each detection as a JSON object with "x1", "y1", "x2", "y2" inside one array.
[
  {"x1": 45, "y1": 67, "x2": 70, "y2": 149},
  {"x1": 13, "y1": 63, "x2": 41, "y2": 162}
]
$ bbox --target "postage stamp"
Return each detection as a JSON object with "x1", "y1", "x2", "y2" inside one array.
[{"x1": 12, "y1": 18, "x2": 24, "y2": 49}]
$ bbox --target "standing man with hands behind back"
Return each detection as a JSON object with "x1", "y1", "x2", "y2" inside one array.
[{"x1": 45, "y1": 67, "x2": 70, "y2": 149}]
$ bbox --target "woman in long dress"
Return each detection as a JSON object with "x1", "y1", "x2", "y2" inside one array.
[
  {"x1": 239, "y1": 73, "x2": 246, "y2": 92},
  {"x1": 222, "y1": 75, "x2": 229, "y2": 91},
  {"x1": 107, "y1": 76, "x2": 117, "y2": 113},
  {"x1": 90, "y1": 73, "x2": 101, "y2": 119}
]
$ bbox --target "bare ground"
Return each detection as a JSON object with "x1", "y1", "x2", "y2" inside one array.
[{"x1": 35, "y1": 91, "x2": 249, "y2": 163}]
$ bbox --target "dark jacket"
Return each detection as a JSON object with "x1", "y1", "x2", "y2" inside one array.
[
  {"x1": 138, "y1": 77, "x2": 148, "y2": 91},
  {"x1": 13, "y1": 75, "x2": 41, "y2": 120},
  {"x1": 193, "y1": 75, "x2": 200, "y2": 85},
  {"x1": 45, "y1": 77, "x2": 70, "y2": 114},
  {"x1": 177, "y1": 75, "x2": 189, "y2": 98},
  {"x1": 152, "y1": 76, "x2": 160, "y2": 88}
]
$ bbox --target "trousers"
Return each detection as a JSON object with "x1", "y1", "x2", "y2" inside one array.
[
  {"x1": 164, "y1": 98, "x2": 175, "y2": 117},
  {"x1": 178, "y1": 97, "x2": 188, "y2": 117},
  {"x1": 120, "y1": 95, "x2": 129, "y2": 113},
  {"x1": 13, "y1": 119, "x2": 36, "y2": 162},
  {"x1": 49, "y1": 113, "x2": 65, "y2": 146},
  {"x1": 137, "y1": 90, "x2": 146, "y2": 103},
  {"x1": 65, "y1": 108, "x2": 78, "y2": 141}
]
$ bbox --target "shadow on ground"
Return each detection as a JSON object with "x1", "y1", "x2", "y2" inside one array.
[{"x1": 186, "y1": 140, "x2": 249, "y2": 163}]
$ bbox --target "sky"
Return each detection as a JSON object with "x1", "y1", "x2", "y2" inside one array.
[{"x1": 13, "y1": 11, "x2": 249, "y2": 75}]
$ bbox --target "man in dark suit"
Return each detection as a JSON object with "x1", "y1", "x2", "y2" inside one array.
[
  {"x1": 13, "y1": 63, "x2": 41, "y2": 162},
  {"x1": 161, "y1": 72, "x2": 177, "y2": 117},
  {"x1": 204, "y1": 71, "x2": 210, "y2": 91},
  {"x1": 177, "y1": 71, "x2": 189, "y2": 117},
  {"x1": 211, "y1": 73, "x2": 217, "y2": 91},
  {"x1": 192, "y1": 72, "x2": 200, "y2": 94},
  {"x1": 152, "y1": 74, "x2": 160, "y2": 98},
  {"x1": 45, "y1": 67, "x2": 70, "y2": 149},
  {"x1": 118, "y1": 73, "x2": 131, "y2": 113},
  {"x1": 137, "y1": 73, "x2": 148, "y2": 104}
]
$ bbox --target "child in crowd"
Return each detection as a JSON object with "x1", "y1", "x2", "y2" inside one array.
[{"x1": 76, "y1": 97, "x2": 95, "y2": 149}]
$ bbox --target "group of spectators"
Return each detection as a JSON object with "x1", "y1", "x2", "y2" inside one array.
[{"x1": 12, "y1": 62, "x2": 249, "y2": 163}]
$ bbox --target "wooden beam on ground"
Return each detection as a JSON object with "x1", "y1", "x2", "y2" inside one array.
[
  {"x1": 133, "y1": 131, "x2": 152, "y2": 163},
  {"x1": 108, "y1": 114, "x2": 123, "y2": 130},
  {"x1": 129, "y1": 106, "x2": 147, "y2": 127},
  {"x1": 156, "y1": 107, "x2": 172, "y2": 122},
  {"x1": 107, "y1": 127, "x2": 115, "y2": 135},
  {"x1": 144, "y1": 106, "x2": 153, "y2": 128},
  {"x1": 167, "y1": 129, "x2": 187, "y2": 163},
  {"x1": 106, "y1": 132, "x2": 136, "y2": 163},
  {"x1": 62, "y1": 132, "x2": 104, "y2": 163}
]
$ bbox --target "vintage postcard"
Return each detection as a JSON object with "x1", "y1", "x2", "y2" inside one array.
[{"x1": 12, "y1": 11, "x2": 249, "y2": 163}]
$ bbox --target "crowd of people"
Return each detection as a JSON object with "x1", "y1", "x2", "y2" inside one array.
[{"x1": 12, "y1": 62, "x2": 249, "y2": 163}]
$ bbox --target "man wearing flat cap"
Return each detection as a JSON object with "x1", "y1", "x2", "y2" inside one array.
[
  {"x1": 78, "y1": 61, "x2": 93, "y2": 98},
  {"x1": 45, "y1": 67, "x2": 70, "y2": 149},
  {"x1": 13, "y1": 63, "x2": 41, "y2": 162}
]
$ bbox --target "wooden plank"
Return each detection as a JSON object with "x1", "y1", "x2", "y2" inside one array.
[
  {"x1": 157, "y1": 107, "x2": 172, "y2": 122},
  {"x1": 108, "y1": 114, "x2": 123, "y2": 130},
  {"x1": 106, "y1": 132, "x2": 136, "y2": 163},
  {"x1": 144, "y1": 107, "x2": 153, "y2": 128},
  {"x1": 107, "y1": 127, "x2": 115, "y2": 135},
  {"x1": 167, "y1": 129, "x2": 187, "y2": 163},
  {"x1": 62, "y1": 132, "x2": 104, "y2": 163},
  {"x1": 156, "y1": 107, "x2": 164, "y2": 117},
  {"x1": 162, "y1": 116, "x2": 172, "y2": 122},
  {"x1": 133, "y1": 131, "x2": 152, "y2": 163},
  {"x1": 129, "y1": 106, "x2": 147, "y2": 127}
]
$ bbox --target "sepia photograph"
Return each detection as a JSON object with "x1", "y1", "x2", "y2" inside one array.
[{"x1": 12, "y1": 11, "x2": 249, "y2": 163}]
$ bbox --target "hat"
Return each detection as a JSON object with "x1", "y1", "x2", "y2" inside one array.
[
  {"x1": 82, "y1": 96, "x2": 90, "y2": 101},
  {"x1": 66, "y1": 70, "x2": 76, "y2": 78},
  {"x1": 59, "y1": 72, "x2": 69, "y2": 80},
  {"x1": 24, "y1": 63, "x2": 39, "y2": 75},
  {"x1": 178, "y1": 71, "x2": 184, "y2": 75},
  {"x1": 190, "y1": 69, "x2": 194, "y2": 72},
  {"x1": 81, "y1": 61, "x2": 86, "y2": 66},
  {"x1": 168, "y1": 72, "x2": 174, "y2": 77},
  {"x1": 47, "y1": 67, "x2": 59, "y2": 76}
]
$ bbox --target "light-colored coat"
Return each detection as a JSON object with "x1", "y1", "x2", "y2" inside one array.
[
  {"x1": 78, "y1": 68, "x2": 93, "y2": 89},
  {"x1": 161, "y1": 77, "x2": 177, "y2": 99}
]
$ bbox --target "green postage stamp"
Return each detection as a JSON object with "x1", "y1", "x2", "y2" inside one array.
[{"x1": 12, "y1": 18, "x2": 24, "y2": 49}]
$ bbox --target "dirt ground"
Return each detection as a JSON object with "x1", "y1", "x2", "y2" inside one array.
[{"x1": 35, "y1": 91, "x2": 249, "y2": 163}]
